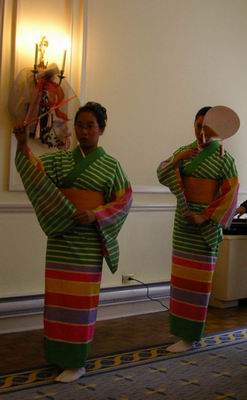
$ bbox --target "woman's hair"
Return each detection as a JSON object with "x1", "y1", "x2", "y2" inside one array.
[
  {"x1": 194, "y1": 106, "x2": 212, "y2": 121},
  {"x1": 74, "y1": 102, "x2": 108, "y2": 129}
]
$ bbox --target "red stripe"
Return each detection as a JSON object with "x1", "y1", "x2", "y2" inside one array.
[
  {"x1": 96, "y1": 189, "x2": 132, "y2": 218},
  {"x1": 170, "y1": 298, "x2": 207, "y2": 321},
  {"x1": 172, "y1": 255, "x2": 215, "y2": 271},
  {"x1": 44, "y1": 320, "x2": 95, "y2": 342},
  {"x1": 171, "y1": 276, "x2": 212, "y2": 293},
  {"x1": 45, "y1": 292, "x2": 100, "y2": 309},
  {"x1": 46, "y1": 269, "x2": 101, "y2": 282}
]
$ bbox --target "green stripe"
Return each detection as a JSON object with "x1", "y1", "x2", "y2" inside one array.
[
  {"x1": 170, "y1": 314, "x2": 205, "y2": 341},
  {"x1": 44, "y1": 338, "x2": 90, "y2": 368}
]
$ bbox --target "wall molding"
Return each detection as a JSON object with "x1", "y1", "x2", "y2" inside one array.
[
  {"x1": 0, "y1": 283, "x2": 170, "y2": 333},
  {"x1": 0, "y1": 200, "x2": 176, "y2": 213},
  {"x1": 132, "y1": 203, "x2": 174, "y2": 212},
  {"x1": 2, "y1": 183, "x2": 247, "y2": 213},
  {"x1": 7, "y1": 181, "x2": 247, "y2": 195},
  {"x1": 133, "y1": 185, "x2": 169, "y2": 193},
  {"x1": 0, "y1": 202, "x2": 34, "y2": 213}
]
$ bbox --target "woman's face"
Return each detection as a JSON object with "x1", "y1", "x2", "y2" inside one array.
[
  {"x1": 194, "y1": 114, "x2": 219, "y2": 147},
  {"x1": 194, "y1": 115, "x2": 204, "y2": 145},
  {"x1": 75, "y1": 111, "x2": 103, "y2": 153}
]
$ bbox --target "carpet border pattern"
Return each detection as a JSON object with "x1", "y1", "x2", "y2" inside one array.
[{"x1": 1, "y1": 328, "x2": 247, "y2": 394}]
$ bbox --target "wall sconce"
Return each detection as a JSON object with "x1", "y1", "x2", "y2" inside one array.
[
  {"x1": 32, "y1": 35, "x2": 66, "y2": 86},
  {"x1": 9, "y1": 34, "x2": 79, "y2": 151}
]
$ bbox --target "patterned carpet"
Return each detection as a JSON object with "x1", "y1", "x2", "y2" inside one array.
[{"x1": 1, "y1": 328, "x2": 247, "y2": 399}]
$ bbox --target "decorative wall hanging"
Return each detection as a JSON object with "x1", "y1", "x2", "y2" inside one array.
[{"x1": 9, "y1": 35, "x2": 80, "y2": 150}]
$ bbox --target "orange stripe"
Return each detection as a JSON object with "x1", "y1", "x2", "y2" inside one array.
[
  {"x1": 172, "y1": 264, "x2": 214, "y2": 282},
  {"x1": 46, "y1": 278, "x2": 100, "y2": 296}
]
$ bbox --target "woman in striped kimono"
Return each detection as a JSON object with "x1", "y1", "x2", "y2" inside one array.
[
  {"x1": 157, "y1": 106, "x2": 239, "y2": 353},
  {"x1": 14, "y1": 102, "x2": 132, "y2": 382}
]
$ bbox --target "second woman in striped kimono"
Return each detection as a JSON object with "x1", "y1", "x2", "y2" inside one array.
[{"x1": 157, "y1": 106, "x2": 239, "y2": 353}]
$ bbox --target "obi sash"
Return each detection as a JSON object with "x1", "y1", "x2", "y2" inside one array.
[
  {"x1": 60, "y1": 188, "x2": 104, "y2": 212},
  {"x1": 182, "y1": 176, "x2": 219, "y2": 204},
  {"x1": 58, "y1": 146, "x2": 106, "y2": 212}
]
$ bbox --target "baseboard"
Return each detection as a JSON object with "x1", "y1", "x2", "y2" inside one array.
[{"x1": 0, "y1": 283, "x2": 170, "y2": 334}]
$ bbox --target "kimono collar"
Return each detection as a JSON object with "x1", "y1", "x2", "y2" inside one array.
[
  {"x1": 59, "y1": 146, "x2": 106, "y2": 188},
  {"x1": 183, "y1": 140, "x2": 221, "y2": 176},
  {"x1": 72, "y1": 145, "x2": 105, "y2": 164}
]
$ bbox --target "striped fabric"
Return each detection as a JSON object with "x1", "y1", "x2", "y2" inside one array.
[
  {"x1": 16, "y1": 147, "x2": 132, "y2": 368},
  {"x1": 15, "y1": 151, "x2": 76, "y2": 236},
  {"x1": 157, "y1": 143, "x2": 238, "y2": 341}
]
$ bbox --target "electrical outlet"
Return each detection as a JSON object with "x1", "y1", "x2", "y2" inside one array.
[{"x1": 122, "y1": 274, "x2": 134, "y2": 284}]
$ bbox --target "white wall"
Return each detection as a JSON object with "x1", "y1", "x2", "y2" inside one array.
[
  {"x1": 0, "y1": 203, "x2": 173, "y2": 296},
  {"x1": 1, "y1": 0, "x2": 247, "y2": 299},
  {"x1": 84, "y1": 0, "x2": 247, "y2": 188}
]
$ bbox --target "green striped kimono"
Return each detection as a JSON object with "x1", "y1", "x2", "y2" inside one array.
[
  {"x1": 157, "y1": 141, "x2": 238, "y2": 341},
  {"x1": 15, "y1": 146, "x2": 132, "y2": 368}
]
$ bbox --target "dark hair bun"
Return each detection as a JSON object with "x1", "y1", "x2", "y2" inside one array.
[{"x1": 85, "y1": 102, "x2": 107, "y2": 122}]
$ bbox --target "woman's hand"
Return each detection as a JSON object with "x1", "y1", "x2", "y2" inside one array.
[
  {"x1": 235, "y1": 206, "x2": 246, "y2": 218},
  {"x1": 74, "y1": 210, "x2": 96, "y2": 225},
  {"x1": 173, "y1": 148, "x2": 199, "y2": 167},
  {"x1": 184, "y1": 211, "x2": 208, "y2": 225},
  {"x1": 13, "y1": 125, "x2": 28, "y2": 152}
]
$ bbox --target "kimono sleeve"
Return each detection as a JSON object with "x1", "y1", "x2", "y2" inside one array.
[
  {"x1": 39, "y1": 151, "x2": 61, "y2": 184},
  {"x1": 157, "y1": 147, "x2": 189, "y2": 216},
  {"x1": 93, "y1": 161, "x2": 132, "y2": 273},
  {"x1": 202, "y1": 154, "x2": 239, "y2": 228},
  {"x1": 15, "y1": 149, "x2": 76, "y2": 236}
]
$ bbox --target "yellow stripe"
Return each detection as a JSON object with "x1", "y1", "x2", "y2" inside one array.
[
  {"x1": 172, "y1": 264, "x2": 214, "y2": 283},
  {"x1": 46, "y1": 278, "x2": 100, "y2": 295}
]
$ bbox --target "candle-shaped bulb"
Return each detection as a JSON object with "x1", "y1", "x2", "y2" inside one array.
[
  {"x1": 62, "y1": 50, "x2": 67, "y2": 72},
  {"x1": 34, "y1": 43, "x2": 38, "y2": 66}
]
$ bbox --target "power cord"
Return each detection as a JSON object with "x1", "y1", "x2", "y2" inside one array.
[{"x1": 128, "y1": 277, "x2": 169, "y2": 311}]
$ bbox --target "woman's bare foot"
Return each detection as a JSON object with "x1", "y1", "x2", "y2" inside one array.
[{"x1": 55, "y1": 367, "x2": 86, "y2": 383}]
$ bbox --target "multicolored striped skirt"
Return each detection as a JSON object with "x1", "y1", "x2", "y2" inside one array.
[
  {"x1": 44, "y1": 225, "x2": 103, "y2": 368},
  {"x1": 15, "y1": 151, "x2": 104, "y2": 368},
  {"x1": 170, "y1": 209, "x2": 219, "y2": 341}
]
